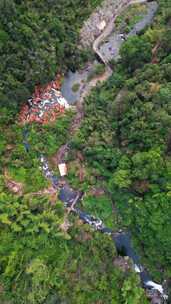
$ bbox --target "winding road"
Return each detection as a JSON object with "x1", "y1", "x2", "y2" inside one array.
[{"x1": 23, "y1": 0, "x2": 168, "y2": 302}]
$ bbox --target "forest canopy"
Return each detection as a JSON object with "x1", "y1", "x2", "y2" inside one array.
[
  {"x1": 0, "y1": 0, "x2": 102, "y2": 108},
  {"x1": 71, "y1": 0, "x2": 171, "y2": 297},
  {"x1": 0, "y1": 0, "x2": 171, "y2": 302}
]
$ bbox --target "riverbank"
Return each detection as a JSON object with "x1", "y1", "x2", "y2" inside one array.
[
  {"x1": 61, "y1": 0, "x2": 157, "y2": 104},
  {"x1": 98, "y1": 1, "x2": 158, "y2": 63},
  {"x1": 60, "y1": 0, "x2": 168, "y2": 302},
  {"x1": 22, "y1": 0, "x2": 168, "y2": 302},
  {"x1": 6, "y1": 0, "x2": 169, "y2": 302}
]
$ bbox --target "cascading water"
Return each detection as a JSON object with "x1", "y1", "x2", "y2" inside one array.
[{"x1": 22, "y1": 0, "x2": 168, "y2": 301}]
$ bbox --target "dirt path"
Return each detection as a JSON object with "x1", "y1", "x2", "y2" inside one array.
[
  {"x1": 69, "y1": 65, "x2": 112, "y2": 135},
  {"x1": 58, "y1": 1, "x2": 167, "y2": 301},
  {"x1": 20, "y1": 0, "x2": 167, "y2": 301},
  {"x1": 93, "y1": 0, "x2": 149, "y2": 64}
]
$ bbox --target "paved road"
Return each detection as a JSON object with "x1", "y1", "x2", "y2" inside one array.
[{"x1": 23, "y1": 0, "x2": 168, "y2": 301}]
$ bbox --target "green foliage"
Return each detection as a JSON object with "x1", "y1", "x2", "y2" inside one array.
[
  {"x1": 120, "y1": 36, "x2": 152, "y2": 72},
  {"x1": 0, "y1": 109, "x2": 73, "y2": 192},
  {"x1": 0, "y1": 0, "x2": 102, "y2": 108},
  {"x1": 28, "y1": 113, "x2": 73, "y2": 156},
  {"x1": 81, "y1": 195, "x2": 117, "y2": 229},
  {"x1": 71, "y1": 0, "x2": 171, "y2": 295},
  {"x1": 0, "y1": 183, "x2": 146, "y2": 303},
  {"x1": 87, "y1": 63, "x2": 105, "y2": 81},
  {"x1": 1, "y1": 0, "x2": 171, "y2": 302},
  {"x1": 112, "y1": 169, "x2": 132, "y2": 189},
  {"x1": 72, "y1": 83, "x2": 80, "y2": 92},
  {"x1": 0, "y1": 184, "x2": 65, "y2": 236},
  {"x1": 115, "y1": 3, "x2": 147, "y2": 34},
  {"x1": 121, "y1": 274, "x2": 148, "y2": 304}
]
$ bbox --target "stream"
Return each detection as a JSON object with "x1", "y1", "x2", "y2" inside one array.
[
  {"x1": 23, "y1": 0, "x2": 168, "y2": 302},
  {"x1": 98, "y1": 1, "x2": 158, "y2": 62},
  {"x1": 61, "y1": 0, "x2": 158, "y2": 104}
]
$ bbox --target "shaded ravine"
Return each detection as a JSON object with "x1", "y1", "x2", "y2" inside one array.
[
  {"x1": 23, "y1": 133, "x2": 168, "y2": 301},
  {"x1": 22, "y1": 0, "x2": 168, "y2": 302}
]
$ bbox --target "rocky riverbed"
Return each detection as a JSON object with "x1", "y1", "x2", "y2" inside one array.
[{"x1": 23, "y1": 0, "x2": 168, "y2": 302}]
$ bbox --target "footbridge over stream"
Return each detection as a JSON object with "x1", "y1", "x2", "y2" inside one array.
[{"x1": 23, "y1": 0, "x2": 168, "y2": 302}]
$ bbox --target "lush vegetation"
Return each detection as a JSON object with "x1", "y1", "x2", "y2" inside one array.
[
  {"x1": 87, "y1": 63, "x2": 106, "y2": 81},
  {"x1": 0, "y1": 0, "x2": 103, "y2": 108},
  {"x1": 0, "y1": 181, "x2": 148, "y2": 303},
  {"x1": 72, "y1": 83, "x2": 80, "y2": 92},
  {"x1": 0, "y1": 108, "x2": 74, "y2": 193},
  {"x1": 115, "y1": 3, "x2": 147, "y2": 34},
  {"x1": 71, "y1": 0, "x2": 171, "y2": 298},
  {"x1": 1, "y1": 0, "x2": 171, "y2": 302}
]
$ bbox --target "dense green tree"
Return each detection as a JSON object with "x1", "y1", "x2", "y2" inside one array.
[
  {"x1": 0, "y1": 0, "x2": 101, "y2": 108},
  {"x1": 0, "y1": 178, "x2": 147, "y2": 303},
  {"x1": 1, "y1": 0, "x2": 171, "y2": 302},
  {"x1": 120, "y1": 36, "x2": 152, "y2": 72},
  {"x1": 71, "y1": 1, "x2": 171, "y2": 298}
]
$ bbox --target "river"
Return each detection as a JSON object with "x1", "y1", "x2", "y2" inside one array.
[{"x1": 23, "y1": 0, "x2": 168, "y2": 302}]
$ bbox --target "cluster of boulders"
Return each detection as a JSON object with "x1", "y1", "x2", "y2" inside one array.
[{"x1": 146, "y1": 289, "x2": 168, "y2": 304}]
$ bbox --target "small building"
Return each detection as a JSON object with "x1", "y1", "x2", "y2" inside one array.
[{"x1": 58, "y1": 163, "x2": 67, "y2": 177}]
